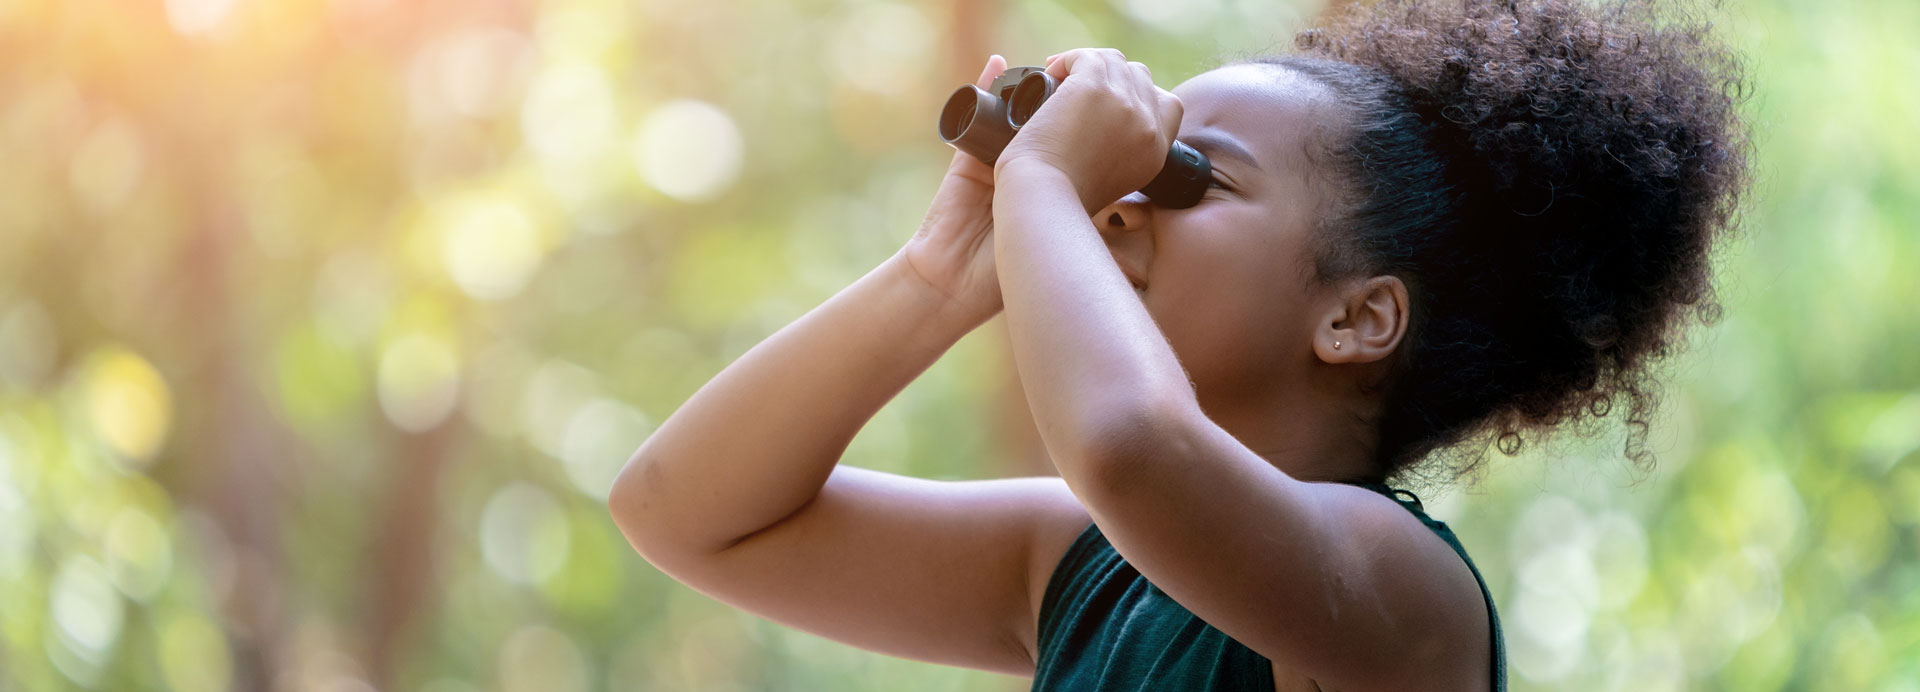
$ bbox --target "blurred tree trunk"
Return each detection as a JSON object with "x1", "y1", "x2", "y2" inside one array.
[
  {"x1": 946, "y1": 0, "x2": 999, "y2": 84},
  {"x1": 180, "y1": 179, "x2": 290, "y2": 692},
  {"x1": 942, "y1": 0, "x2": 1052, "y2": 482},
  {"x1": 362, "y1": 421, "x2": 455, "y2": 688}
]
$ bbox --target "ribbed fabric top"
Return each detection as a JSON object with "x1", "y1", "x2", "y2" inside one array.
[{"x1": 1029, "y1": 482, "x2": 1507, "y2": 691}]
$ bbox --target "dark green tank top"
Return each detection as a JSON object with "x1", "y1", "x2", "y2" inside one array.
[{"x1": 1030, "y1": 481, "x2": 1507, "y2": 691}]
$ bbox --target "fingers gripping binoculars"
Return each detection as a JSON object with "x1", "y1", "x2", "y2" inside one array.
[{"x1": 936, "y1": 65, "x2": 1212, "y2": 209}]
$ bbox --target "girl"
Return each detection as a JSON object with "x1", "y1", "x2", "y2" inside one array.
[{"x1": 609, "y1": 0, "x2": 1748, "y2": 690}]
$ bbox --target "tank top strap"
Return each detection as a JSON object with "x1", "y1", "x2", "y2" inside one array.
[{"x1": 1346, "y1": 480, "x2": 1428, "y2": 514}]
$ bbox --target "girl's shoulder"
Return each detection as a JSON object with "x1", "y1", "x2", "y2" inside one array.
[{"x1": 1347, "y1": 481, "x2": 1509, "y2": 691}]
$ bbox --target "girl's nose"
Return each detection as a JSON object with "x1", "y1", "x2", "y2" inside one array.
[{"x1": 1097, "y1": 191, "x2": 1153, "y2": 236}]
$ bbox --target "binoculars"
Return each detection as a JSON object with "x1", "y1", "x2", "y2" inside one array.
[{"x1": 936, "y1": 64, "x2": 1212, "y2": 209}]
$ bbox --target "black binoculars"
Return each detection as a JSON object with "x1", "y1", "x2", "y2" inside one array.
[{"x1": 936, "y1": 64, "x2": 1212, "y2": 209}]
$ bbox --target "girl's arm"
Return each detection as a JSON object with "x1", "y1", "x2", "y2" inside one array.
[
  {"x1": 609, "y1": 253, "x2": 977, "y2": 558},
  {"x1": 608, "y1": 252, "x2": 1094, "y2": 676},
  {"x1": 988, "y1": 160, "x2": 1196, "y2": 465}
]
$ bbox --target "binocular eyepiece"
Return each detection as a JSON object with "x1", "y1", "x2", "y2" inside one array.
[{"x1": 936, "y1": 64, "x2": 1211, "y2": 209}]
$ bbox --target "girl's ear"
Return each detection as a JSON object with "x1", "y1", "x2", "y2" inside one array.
[{"x1": 1313, "y1": 275, "x2": 1409, "y2": 365}]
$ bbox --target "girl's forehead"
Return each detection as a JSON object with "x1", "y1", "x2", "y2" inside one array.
[{"x1": 1173, "y1": 64, "x2": 1337, "y2": 174}]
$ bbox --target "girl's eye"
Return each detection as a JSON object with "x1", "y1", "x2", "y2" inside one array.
[{"x1": 1208, "y1": 178, "x2": 1230, "y2": 190}]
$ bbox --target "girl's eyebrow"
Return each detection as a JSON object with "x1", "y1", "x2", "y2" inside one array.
[{"x1": 1181, "y1": 130, "x2": 1264, "y2": 172}]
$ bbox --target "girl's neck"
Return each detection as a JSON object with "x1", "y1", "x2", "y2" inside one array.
[{"x1": 1198, "y1": 385, "x2": 1382, "y2": 484}]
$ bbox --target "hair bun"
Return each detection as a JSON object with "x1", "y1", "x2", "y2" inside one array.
[
  {"x1": 1269, "y1": 0, "x2": 1751, "y2": 478},
  {"x1": 1302, "y1": 0, "x2": 1746, "y2": 219}
]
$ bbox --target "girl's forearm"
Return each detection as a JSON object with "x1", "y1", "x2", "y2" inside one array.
[
  {"x1": 610, "y1": 252, "x2": 983, "y2": 558},
  {"x1": 991, "y1": 161, "x2": 1198, "y2": 477}
]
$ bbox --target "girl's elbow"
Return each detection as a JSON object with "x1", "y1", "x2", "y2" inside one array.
[
  {"x1": 607, "y1": 455, "x2": 660, "y2": 540},
  {"x1": 1076, "y1": 398, "x2": 1194, "y2": 492}
]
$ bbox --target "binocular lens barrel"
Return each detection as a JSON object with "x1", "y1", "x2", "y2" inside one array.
[
  {"x1": 936, "y1": 64, "x2": 1211, "y2": 209},
  {"x1": 1007, "y1": 72, "x2": 1055, "y2": 128},
  {"x1": 936, "y1": 88, "x2": 977, "y2": 140},
  {"x1": 937, "y1": 84, "x2": 1016, "y2": 166}
]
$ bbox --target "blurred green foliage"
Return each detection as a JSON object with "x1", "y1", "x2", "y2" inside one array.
[{"x1": 0, "y1": 0, "x2": 1914, "y2": 690}]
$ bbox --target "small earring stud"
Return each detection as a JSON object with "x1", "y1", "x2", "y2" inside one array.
[{"x1": 1334, "y1": 340, "x2": 1342, "y2": 350}]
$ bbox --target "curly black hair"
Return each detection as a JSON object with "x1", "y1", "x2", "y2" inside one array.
[{"x1": 1220, "y1": 0, "x2": 1752, "y2": 482}]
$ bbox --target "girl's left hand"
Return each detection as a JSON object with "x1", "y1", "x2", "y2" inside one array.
[{"x1": 992, "y1": 48, "x2": 1184, "y2": 215}]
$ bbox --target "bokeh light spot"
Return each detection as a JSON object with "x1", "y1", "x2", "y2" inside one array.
[
  {"x1": 377, "y1": 333, "x2": 461, "y2": 433},
  {"x1": 82, "y1": 345, "x2": 173, "y2": 465},
  {"x1": 522, "y1": 62, "x2": 619, "y2": 166},
  {"x1": 439, "y1": 197, "x2": 544, "y2": 301},
  {"x1": 632, "y1": 100, "x2": 743, "y2": 203},
  {"x1": 560, "y1": 398, "x2": 653, "y2": 501},
  {"x1": 51, "y1": 555, "x2": 123, "y2": 663},
  {"x1": 481, "y1": 483, "x2": 571, "y2": 585},
  {"x1": 520, "y1": 359, "x2": 599, "y2": 459},
  {"x1": 1589, "y1": 511, "x2": 1649, "y2": 610},
  {"x1": 164, "y1": 0, "x2": 236, "y2": 36},
  {"x1": 1516, "y1": 545, "x2": 1597, "y2": 647}
]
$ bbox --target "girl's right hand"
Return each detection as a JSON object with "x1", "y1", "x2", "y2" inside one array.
[{"x1": 897, "y1": 54, "x2": 1009, "y2": 328}]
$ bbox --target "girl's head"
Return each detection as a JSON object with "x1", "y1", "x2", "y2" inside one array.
[{"x1": 1097, "y1": 0, "x2": 1749, "y2": 482}]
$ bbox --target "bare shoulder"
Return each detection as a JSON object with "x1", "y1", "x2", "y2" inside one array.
[{"x1": 1310, "y1": 481, "x2": 1493, "y2": 691}]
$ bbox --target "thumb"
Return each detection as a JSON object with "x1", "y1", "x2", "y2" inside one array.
[{"x1": 974, "y1": 54, "x2": 1005, "y2": 89}]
